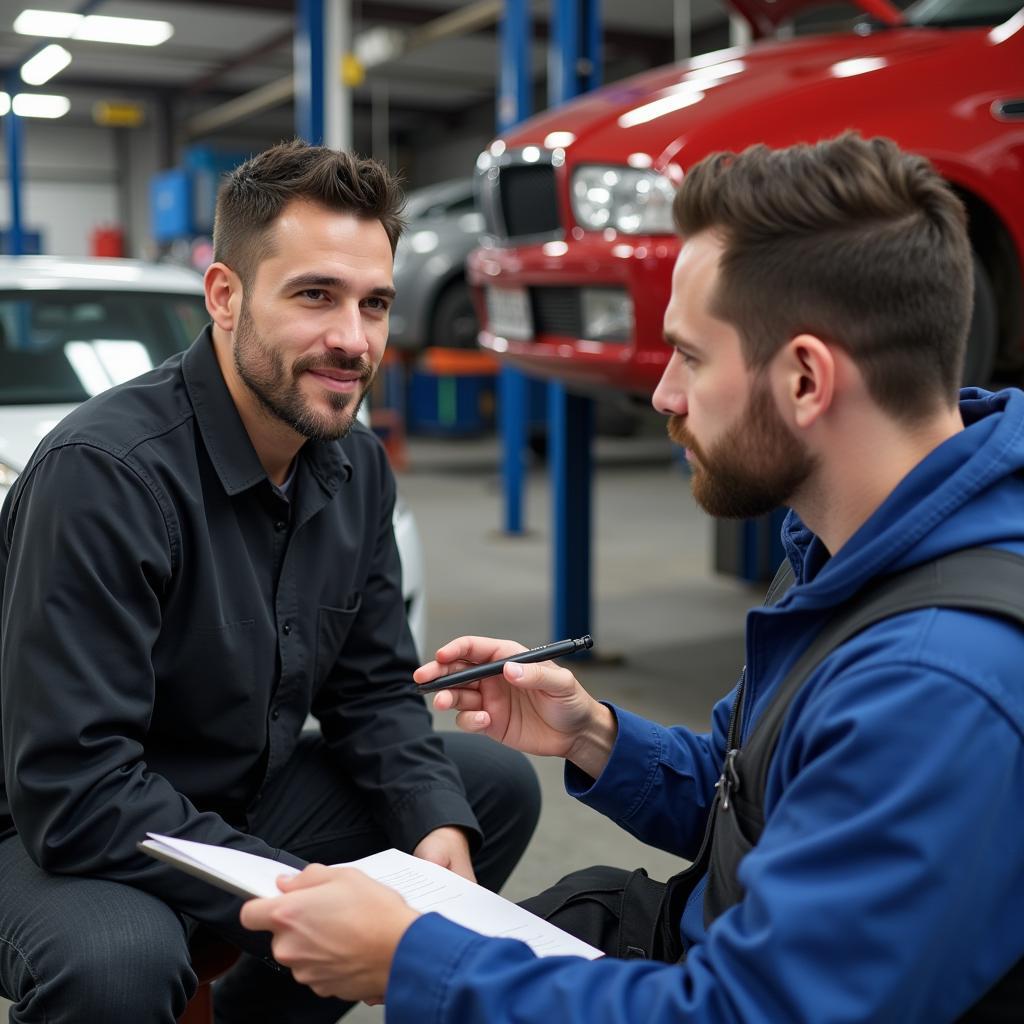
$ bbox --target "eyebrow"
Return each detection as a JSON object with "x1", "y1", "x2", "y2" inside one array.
[
  {"x1": 663, "y1": 329, "x2": 700, "y2": 354},
  {"x1": 281, "y1": 273, "x2": 396, "y2": 301}
]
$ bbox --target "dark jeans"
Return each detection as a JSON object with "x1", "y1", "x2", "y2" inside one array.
[{"x1": 0, "y1": 732, "x2": 540, "y2": 1024}]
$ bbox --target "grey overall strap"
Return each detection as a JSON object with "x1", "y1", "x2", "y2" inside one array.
[{"x1": 704, "y1": 546, "x2": 1024, "y2": 925}]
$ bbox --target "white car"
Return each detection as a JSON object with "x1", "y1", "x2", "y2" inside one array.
[{"x1": 0, "y1": 256, "x2": 426, "y2": 657}]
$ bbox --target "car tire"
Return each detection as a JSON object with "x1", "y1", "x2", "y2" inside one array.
[
  {"x1": 430, "y1": 278, "x2": 479, "y2": 349},
  {"x1": 963, "y1": 252, "x2": 997, "y2": 387}
]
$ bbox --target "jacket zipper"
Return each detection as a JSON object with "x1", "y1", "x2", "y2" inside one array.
[{"x1": 716, "y1": 667, "x2": 745, "y2": 812}]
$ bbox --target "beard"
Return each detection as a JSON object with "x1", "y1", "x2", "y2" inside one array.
[
  {"x1": 232, "y1": 303, "x2": 374, "y2": 442},
  {"x1": 668, "y1": 378, "x2": 816, "y2": 519}
]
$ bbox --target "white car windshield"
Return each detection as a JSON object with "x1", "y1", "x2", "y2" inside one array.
[{"x1": 0, "y1": 291, "x2": 209, "y2": 405}]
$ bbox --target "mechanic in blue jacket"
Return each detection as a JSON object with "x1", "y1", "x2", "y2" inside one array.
[{"x1": 240, "y1": 133, "x2": 1024, "y2": 1022}]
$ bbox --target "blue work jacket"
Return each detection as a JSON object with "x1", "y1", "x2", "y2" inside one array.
[{"x1": 388, "y1": 388, "x2": 1024, "y2": 1023}]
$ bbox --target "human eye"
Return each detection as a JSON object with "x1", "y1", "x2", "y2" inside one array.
[
  {"x1": 362, "y1": 295, "x2": 392, "y2": 313},
  {"x1": 298, "y1": 288, "x2": 329, "y2": 302}
]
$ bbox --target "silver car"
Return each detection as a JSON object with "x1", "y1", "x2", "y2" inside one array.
[{"x1": 389, "y1": 179, "x2": 485, "y2": 352}]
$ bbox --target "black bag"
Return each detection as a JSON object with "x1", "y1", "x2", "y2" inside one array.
[
  {"x1": 519, "y1": 864, "x2": 682, "y2": 961},
  {"x1": 702, "y1": 547, "x2": 1024, "y2": 1020}
]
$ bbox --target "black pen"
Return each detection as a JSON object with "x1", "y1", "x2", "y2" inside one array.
[{"x1": 417, "y1": 635, "x2": 594, "y2": 694}]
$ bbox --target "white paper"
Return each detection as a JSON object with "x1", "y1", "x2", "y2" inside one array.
[
  {"x1": 344, "y1": 847, "x2": 603, "y2": 959},
  {"x1": 140, "y1": 834, "x2": 301, "y2": 899},
  {"x1": 141, "y1": 833, "x2": 602, "y2": 960}
]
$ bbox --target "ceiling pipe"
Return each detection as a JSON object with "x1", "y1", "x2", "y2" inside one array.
[
  {"x1": 184, "y1": 73, "x2": 295, "y2": 137},
  {"x1": 183, "y1": 0, "x2": 505, "y2": 138}
]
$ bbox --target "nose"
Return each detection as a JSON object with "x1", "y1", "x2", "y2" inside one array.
[
  {"x1": 651, "y1": 352, "x2": 687, "y2": 417},
  {"x1": 324, "y1": 300, "x2": 370, "y2": 358}
]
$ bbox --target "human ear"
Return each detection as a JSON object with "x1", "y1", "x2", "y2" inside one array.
[
  {"x1": 203, "y1": 262, "x2": 241, "y2": 331},
  {"x1": 774, "y1": 333, "x2": 835, "y2": 430}
]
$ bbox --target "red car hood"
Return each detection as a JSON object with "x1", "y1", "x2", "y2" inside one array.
[{"x1": 495, "y1": 23, "x2": 1006, "y2": 172}]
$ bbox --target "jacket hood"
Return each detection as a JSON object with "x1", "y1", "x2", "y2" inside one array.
[{"x1": 781, "y1": 388, "x2": 1024, "y2": 608}]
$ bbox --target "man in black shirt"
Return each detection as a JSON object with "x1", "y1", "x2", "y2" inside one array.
[{"x1": 0, "y1": 141, "x2": 539, "y2": 1023}]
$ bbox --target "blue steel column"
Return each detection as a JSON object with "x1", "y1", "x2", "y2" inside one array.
[
  {"x1": 5, "y1": 74, "x2": 24, "y2": 256},
  {"x1": 549, "y1": 0, "x2": 600, "y2": 641},
  {"x1": 498, "y1": 0, "x2": 532, "y2": 534},
  {"x1": 295, "y1": 0, "x2": 325, "y2": 145}
]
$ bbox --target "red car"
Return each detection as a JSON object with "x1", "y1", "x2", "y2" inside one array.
[{"x1": 469, "y1": 0, "x2": 1024, "y2": 397}]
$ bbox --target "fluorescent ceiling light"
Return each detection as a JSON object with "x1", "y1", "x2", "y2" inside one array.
[
  {"x1": 14, "y1": 9, "x2": 173, "y2": 46},
  {"x1": 75, "y1": 15, "x2": 174, "y2": 46},
  {"x1": 13, "y1": 9, "x2": 81, "y2": 37},
  {"x1": 21, "y1": 43, "x2": 71, "y2": 85},
  {"x1": 11, "y1": 93, "x2": 70, "y2": 118}
]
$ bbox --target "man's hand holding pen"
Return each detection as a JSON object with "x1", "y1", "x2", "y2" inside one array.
[
  {"x1": 240, "y1": 635, "x2": 620, "y2": 1006},
  {"x1": 414, "y1": 635, "x2": 619, "y2": 780}
]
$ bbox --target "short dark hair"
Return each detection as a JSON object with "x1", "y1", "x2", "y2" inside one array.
[
  {"x1": 673, "y1": 133, "x2": 972, "y2": 421},
  {"x1": 213, "y1": 139, "x2": 406, "y2": 289}
]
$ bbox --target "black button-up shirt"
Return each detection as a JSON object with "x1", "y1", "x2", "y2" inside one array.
[{"x1": 0, "y1": 328, "x2": 478, "y2": 950}]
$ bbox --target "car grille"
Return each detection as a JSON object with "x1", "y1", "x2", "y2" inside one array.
[
  {"x1": 499, "y1": 164, "x2": 560, "y2": 239},
  {"x1": 531, "y1": 288, "x2": 580, "y2": 337},
  {"x1": 479, "y1": 154, "x2": 562, "y2": 241}
]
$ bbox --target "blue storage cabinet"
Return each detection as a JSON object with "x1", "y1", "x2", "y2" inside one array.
[{"x1": 150, "y1": 147, "x2": 249, "y2": 244}]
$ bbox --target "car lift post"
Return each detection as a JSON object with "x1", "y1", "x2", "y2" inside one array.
[
  {"x1": 294, "y1": 0, "x2": 326, "y2": 145},
  {"x1": 497, "y1": 0, "x2": 533, "y2": 535},
  {"x1": 4, "y1": 72, "x2": 25, "y2": 257},
  {"x1": 549, "y1": 0, "x2": 601, "y2": 642}
]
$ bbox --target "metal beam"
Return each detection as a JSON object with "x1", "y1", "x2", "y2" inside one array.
[
  {"x1": 497, "y1": 0, "x2": 533, "y2": 537},
  {"x1": 179, "y1": 0, "x2": 504, "y2": 138},
  {"x1": 674, "y1": 0, "x2": 692, "y2": 61},
  {"x1": 184, "y1": 74, "x2": 295, "y2": 138},
  {"x1": 4, "y1": 72, "x2": 25, "y2": 257},
  {"x1": 323, "y1": 0, "x2": 353, "y2": 151},
  {"x1": 295, "y1": 0, "x2": 325, "y2": 144},
  {"x1": 549, "y1": 0, "x2": 600, "y2": 644},
  {"x1": 407, "y1": 0, "x2": 502, "y2": 47}
]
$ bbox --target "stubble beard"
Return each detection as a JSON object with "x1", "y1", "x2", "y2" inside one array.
[
  {"x1": 232, "y1": 303, "x2": 375, "y2": 442},
  {"x1": 668, "y1": 379, "x2": 816, "y2": 519}
]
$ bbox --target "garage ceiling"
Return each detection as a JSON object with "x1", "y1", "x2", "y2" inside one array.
[{"x1": 0, "y1": 0, "x2": 732, "y2": 120}]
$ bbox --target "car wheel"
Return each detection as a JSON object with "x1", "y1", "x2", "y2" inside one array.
[
  {"x1": 962, "y1": 252, "x2": 997, "y2": 387},
  {"x1": 431, "y1": 279, "x2": 479, "y2": 349}
]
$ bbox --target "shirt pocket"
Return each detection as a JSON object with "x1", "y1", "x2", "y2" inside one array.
[
  {"x1": 314, "y1": 595, "x2": 363, "y2": 684},
  {"x1": 161, "y1": 619, "x2": 258, "y2": 726}
]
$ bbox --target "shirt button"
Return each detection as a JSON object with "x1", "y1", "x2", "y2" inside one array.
[
  {"x1": 274, "y1": 520, "x2": 287, "y2": 532},
  {"x1": 282, "y1": 621, "x2": 292, "y2": 636},
  {"x1": 270, "y1": 707, "x2": 280, "y2": 721}
]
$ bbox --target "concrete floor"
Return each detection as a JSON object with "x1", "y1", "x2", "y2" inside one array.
[{"x1": 2, "y1": 426, "x2": 762, "y2": 1023}]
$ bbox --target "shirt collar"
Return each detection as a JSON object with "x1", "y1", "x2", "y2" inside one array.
[{"x1": 181, "y1": 326, "x2": 352, "y2": 498}]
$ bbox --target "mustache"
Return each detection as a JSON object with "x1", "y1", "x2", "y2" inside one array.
[
  {"x1": 667, "y1": 415, "x2": 698, "y2": 453},
  {"x1": 294, "y1": 353, "x2": 374, "y2": 381}
]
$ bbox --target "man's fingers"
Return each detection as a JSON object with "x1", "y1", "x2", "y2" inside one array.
[
  {"x1": 278, "y1": 864, "x2": 335, "y2": 892},
  {"x1": 416, "y1": 636, "x2": 528, "y2": 679},
  {"x1": 240, "y1": 897, "x2": 275, "y2": 931},
  {"x1": 504, "y1": 659, "x2": 576, "y2": 693},
  {"x1": 432, "y1": 687, "x2": 483, "y2": 712},
  {"x1": 455, "y1": 709, "x2": 491, "y2": 732},
  {"x1": 413, "y1": 658, "x2": 469, "y2": 684}
]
